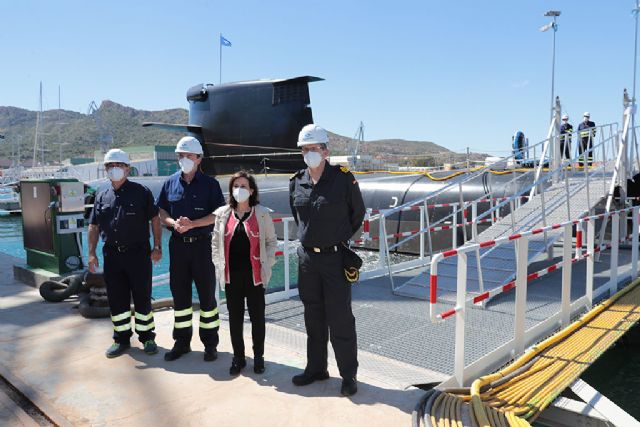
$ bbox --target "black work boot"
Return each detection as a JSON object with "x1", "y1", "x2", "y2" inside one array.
[
  {"x1": 229, "y1": 357, "x2": 246, "y2": 376},
  {"x1": 291, "y1": 370, "x2": 330, "y2": 386},
  {"x1": 106, "y1": 342, "x2": 130, "y2": 359},
  {"x1": 253, "y1": 357, "x2": 265, "y2": 374},
  {"x1": 164, "y1": 344, "x2": 191, "y2": 361},
  {"x1": 204, "y1": 346, "x2": 218, "y2": 362},
  {"x1": 340, "y1": 377, "x2": 358, "y2": 397}
]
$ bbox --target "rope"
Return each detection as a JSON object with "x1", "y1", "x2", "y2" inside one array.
[{"x1": 419, "y1": 277, "x2": 640, "y2": 426}]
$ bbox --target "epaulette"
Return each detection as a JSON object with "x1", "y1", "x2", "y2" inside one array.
[
  {"x1": 340, "y1": 166, "x2": 350, "y2": 174},
  {"x1": 290, "y1": 169, "x2": 305, "y2": 180}
]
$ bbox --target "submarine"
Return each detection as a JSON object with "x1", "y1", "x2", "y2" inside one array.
[{"x1": 141, "y1": 76, "x2": 533, "y2": 253}]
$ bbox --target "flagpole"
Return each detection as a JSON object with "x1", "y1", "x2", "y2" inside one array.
[{"x1": 219, "y1": 33, "x2": 222, "y2": 84}]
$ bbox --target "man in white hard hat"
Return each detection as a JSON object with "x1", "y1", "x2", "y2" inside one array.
[
  {"x1": 88, "y1": 149, "x2": 162, "y2": 358},
  {"x1": 289, "y1": 124, "x2": 365, "y2": 397},
  {"x1": 560, "y1": 114, "x2": 573, "y2": 160},
  {"x1": 157, "y1": 136, "x2": 225, "y2": 362},
  {"x1": 578, "y1": 112, "x2": 596, "y2": 166}
]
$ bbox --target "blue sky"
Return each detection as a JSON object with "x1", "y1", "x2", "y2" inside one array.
[{"x1": 1, "y1": 1, "x2": 638, "y2": 155}]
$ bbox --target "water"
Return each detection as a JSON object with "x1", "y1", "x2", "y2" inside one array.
[
  {"x1": 0, "y1": 215, "x2": 297, "y2": 300},
  {"x1": 580, "y1": 329, "x2": 640, "y2": 420}
]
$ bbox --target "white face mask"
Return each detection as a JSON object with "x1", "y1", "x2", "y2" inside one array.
[
  {"x1": 232, "y1": 187, "x2": 251, "y2": 203},
  {"x1": 107, "y1": 167, "x2": 125, "y2": 182},
  {"x1": 303, "y1": 151, "x2": 323, "y2": 168},
  {"x1": 179, "y1": 157, "x2": 195, "y2": 173}
]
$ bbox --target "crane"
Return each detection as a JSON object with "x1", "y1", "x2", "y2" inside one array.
[{"x1": 87, "y1": 101, "x2": 113, "y2": 154}]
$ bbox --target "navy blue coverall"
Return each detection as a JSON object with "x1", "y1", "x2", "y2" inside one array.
[
  {"x1": 578, "y1": 120, "x2": 596, "y2": 165},
  {"x1": 157, "y1": 171, "x2": 225, "y2": 350},
  {"x1": 89, "y1": 179, "x2": 158, "y2": 344},
  {"x1": 289, "y1": 161, "x2": 366, "y2": 381}
]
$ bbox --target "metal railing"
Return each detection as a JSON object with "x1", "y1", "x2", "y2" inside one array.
[{"x1": 429, "y1": 205, "x2": 638, "y2": 387}]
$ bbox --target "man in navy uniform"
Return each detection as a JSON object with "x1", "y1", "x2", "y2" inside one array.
[
  {"x1": 157, "y1": 136, "x2": 225, "y2": 362},
  {"x1": 578, "y1": 112, "x2": 596, "y2": 166},
  {"x1": 559, "y1": 114, "x2": 573, "y2": 160},
  {"x1": 88, "y1": 149, "x2": 162, "y2": 358},
  {"x1": 289, "y1": 124, "x2": 366, "y2": 397}
]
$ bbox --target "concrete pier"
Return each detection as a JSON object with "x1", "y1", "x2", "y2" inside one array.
[{"x1": 0, "y1": 253, "x2": 425, "y2": 426}]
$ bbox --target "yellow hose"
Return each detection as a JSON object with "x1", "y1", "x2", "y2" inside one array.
[{"x1": 426, "y1": 277, "x2": 640, "y2": 426}]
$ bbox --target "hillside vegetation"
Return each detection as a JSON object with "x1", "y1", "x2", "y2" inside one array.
[{"x1": 0, "y1": 101, "x2": 481, "y2": 165}]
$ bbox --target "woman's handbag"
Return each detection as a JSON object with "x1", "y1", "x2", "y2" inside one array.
[{"x1": 341, "y1": 242, "x2": 363, "y2": 283}]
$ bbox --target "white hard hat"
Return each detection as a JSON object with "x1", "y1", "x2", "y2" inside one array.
[
  {"x1": 175, "y1": 136, "x2": 203, "y2": 155},
  {"x1": 297, "y1": 124, "x2": 329, "y2": 147},
  {"x1": 103, "y1": 149, "x2": 130, "y2": 165},
  {"x1": 583, "y1": 112, "x2": 590, "y2": 117},
  {"x1": 562, "y1": 114, "x2": 569, "y2": 120}
]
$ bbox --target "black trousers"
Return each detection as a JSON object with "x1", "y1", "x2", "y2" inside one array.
[
  {"x1": 297, "y1": 247, "x2": 358, "y2": 380},
  {"x1": 579, "y1": 137, "x2": 593, "y2": 166},
  {"x1": 103, "y1": 243, "x2": 155, "y2": 344},
  {"x1": 226, "y1": 268, "x2": 265, "y2": 359},
  {"x1": 559, "y1": 137, "x2": 571, "y2": 160},
  {"x1": 169, "y1": 236, "x2": 219, "y2": 349}
]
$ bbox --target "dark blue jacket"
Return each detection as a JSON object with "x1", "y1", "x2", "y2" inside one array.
[
  {"x1": 289, "y1": 162, "x2": 365, "y2": 247},
  {"x1": 157, "y1": 171, "x2": 225, "y2": 236},
  {"x1": 89, "y1": 179, "x2": 158, "y2": 245}
]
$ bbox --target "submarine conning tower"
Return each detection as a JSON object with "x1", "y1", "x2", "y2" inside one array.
[{"x1": 187, "y1": 76, "x2": 324, "y2": 175}]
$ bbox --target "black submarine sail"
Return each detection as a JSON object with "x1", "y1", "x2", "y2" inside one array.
[{"x1": 143, "y1": 76, "x2": 323, "y2": 175}]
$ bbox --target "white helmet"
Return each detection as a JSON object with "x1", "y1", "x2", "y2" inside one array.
[
  {"x1": 583, "y1": 112, "x2": 590, "y2": 118},
  {"x1": 562, "y1": 114, "x2": 569, "y2": 120},
  {"x1": 175, "y1": 136, "x2": 203, "y2": 155},
  {"x1": 297, "y1": 124, "x2": 329, "y2": 147},
  {"x1": 103, "y1": 149, "x2": 130, "y2": 165}
]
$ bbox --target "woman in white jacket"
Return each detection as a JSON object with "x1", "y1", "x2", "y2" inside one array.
[{"x1": 212, "y1": 171, "x2": 277, "y2": 376}]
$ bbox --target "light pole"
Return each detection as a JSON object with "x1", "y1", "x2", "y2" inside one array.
[{"x1": 541, "y1": 10, "x2": 561, "y2": 124}]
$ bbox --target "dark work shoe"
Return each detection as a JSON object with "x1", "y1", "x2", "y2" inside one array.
[
  {"x1": 341, "y1": 378, "x2": 358, "y2": 397},
  {"x1": 229, "y1": 357, "x2": 246, "y2": 376},
  {"x1": 105, "y1": 342, "x2": 130, "y2": 359},
  {"x1": 292, "y1": 370, "x2": 330, "y2": 386},
  {"x1": 143, "y1": 340, "x2": 158, "y2": 355},
  {"x1": 253, "y1": 357, "x2": 265, "y2": 374},
  {"x1": 204, "y1": 347, "x2": 218, "y2": 362},
  {"x1": 164, "y1": 345, "x2": 191, "y2": 361}
]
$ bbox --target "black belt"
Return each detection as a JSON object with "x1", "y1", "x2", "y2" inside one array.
[
  {"x1": 172, "y1": 233, "x2": 211, "y2": 243},
  {"x1": 104, "y1": 242, "x2": 145, "y2": 253},
  {"x1": 303, "y1": 245, "x2": 340, "y2": 254}
]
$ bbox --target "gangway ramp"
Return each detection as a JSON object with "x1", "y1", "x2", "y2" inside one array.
[
  {"x1": 395, "y1": 168, "x2": 613, "y2": 301},
  {"x1": 418, "y1": 277, "x2": 640, "y2": 426}
]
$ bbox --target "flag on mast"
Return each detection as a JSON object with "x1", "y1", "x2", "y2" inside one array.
[{"x1": 220, "y1": 35, "x2": 232, "y2": 47}]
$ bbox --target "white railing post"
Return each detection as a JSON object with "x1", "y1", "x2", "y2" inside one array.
[
  {"x1": 459, "y1": 182, "x2": 467, "y2": 243},
  {"x1": 586, "y1": 219, "x2": 595, "y2": 307},
  {"x1": 471, "y1": 201, "x2": 478, "y2": 241},
  {"x1": 378, "y1": 212, "x2": 386, "y2": 270},
  {"x1": 424, "y1": 201, "x2": 433, "y2": 257},
  {"x1": 609, "y1": 212, "x2": 620, "y2": 296},
  {"x1": 513, "y1": 236, "x2": 529, "y2": 356},
  {"x1": 633, "y1": 206, "x2": 639, "y2": 279},
  {"x1": 454, "y1": 252, "x2": 467, "y2": 387},
  {"x1": 561, "y1": 224, "x2": 573, "y2": 327},
  {"x1": 419, "y1": 205, "x2": 425, "y2": 260},
  {"x1": 451, "y1": 205, "x2": 458, "y2": 248},
  {"x1": 283, "y1": 219, "x2": 291, "y2": 296}
]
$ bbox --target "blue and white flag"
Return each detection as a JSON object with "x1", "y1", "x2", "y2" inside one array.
[{"x1": 220, "y1": 35, "x2": 232, "y2": 47}]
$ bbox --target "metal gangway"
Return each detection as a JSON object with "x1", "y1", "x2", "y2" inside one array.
[{"x1": 393, "y1": 102, "x2": 634, "y2": 303}]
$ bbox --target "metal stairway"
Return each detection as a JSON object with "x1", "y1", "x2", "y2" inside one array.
[{"x1": 394, "y1": 168, "x2": 614, "y2": 301}]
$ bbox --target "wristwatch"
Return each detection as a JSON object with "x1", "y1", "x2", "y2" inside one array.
[{"x1": 153, "y1": 246, "x2": 162, "y2": 252}]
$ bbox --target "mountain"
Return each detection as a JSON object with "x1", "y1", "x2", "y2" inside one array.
[
  {"x1": 0, "y1": 101, "x2": 189, "y2": 162},
  {"x1": 0, "y1": 101, "x2": 480, "y2": 165}
]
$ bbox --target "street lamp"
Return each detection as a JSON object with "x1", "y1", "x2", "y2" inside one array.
[{"x1": 541, "y1": 10, "x2": 561, "y2": 124}]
